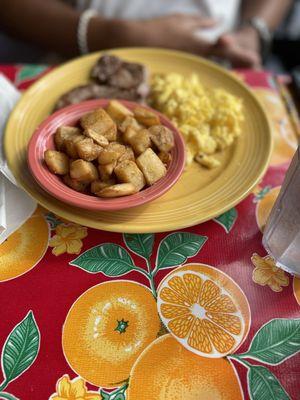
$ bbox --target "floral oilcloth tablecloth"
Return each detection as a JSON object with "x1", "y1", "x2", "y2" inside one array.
[{"x1": 0, "y1": 65, "x2": 299, "y2": 400}]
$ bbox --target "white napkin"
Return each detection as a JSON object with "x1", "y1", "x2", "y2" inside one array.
[{"x1": 0, "y1": 74, "x2": 36, "y2": 244}]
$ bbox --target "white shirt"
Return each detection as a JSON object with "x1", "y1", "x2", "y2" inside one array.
[{"x1": 75, "y1": 0, "x2": 241, "y2": 42}]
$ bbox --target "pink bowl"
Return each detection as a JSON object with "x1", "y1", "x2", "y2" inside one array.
[{"x1": 28, "y1": 99, "x2": 185, "y2": 211}]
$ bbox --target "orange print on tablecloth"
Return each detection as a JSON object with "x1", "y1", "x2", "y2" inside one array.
[
  {"x1": 255, "y1": 186, "x2": 281, "y2": 232},
  {"x1": 251, "y1": 253, "x2": 289, "y2": 292},
  {"x1": 49, "y1": 374, "x2": 100, "y2": 399},
  {"x1": 293, "y1": 277, "x2": 300, "y2": 305},
  {"x1": 127, "y1": 334, "x2": 243, "y2": 400},
  {"x1": 157, "y1": 264, "x2": 251, "y2": 358},
  {"x1": 62, "y1": 280, "x2": 161, "y2": 388},
  {"x1": 49, "y1": 224, "x2": 87, "y2": 256},
  {"x1": 0, "y1": 207, "x2": 49, "y2": 282},
  {"x1": 253, "y1": 88, "x2": 298, "y2": 166}
]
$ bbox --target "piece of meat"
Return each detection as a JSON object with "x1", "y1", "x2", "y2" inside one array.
[
  {"x1": 54, "y1": 84, "x2": 142, "y2": 110},
  {"x1": 54, "y1": 55, "x2": 150, "y2": 110},
  {"x1": 90, "y1": 55, "x2": 122, "y2": 83},
  {"x1": 91, "y1": 55, "x2": 149, "y2": 94}
]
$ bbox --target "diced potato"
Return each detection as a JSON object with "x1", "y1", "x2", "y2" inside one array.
[
  {"x1": 123, "y1": 126, "x2": 138, "y2": 144},
  {"x1": 119, "y1": 116, "x2": 142, "y2": 133},
  {"x1": 118, "y1": 146, "x2": 135, "y2": 164},
  {"x1": 98, "y1": 162, "x2": 116, "y2": 181},
  {"x1": 70, "y1": 159, "x2": 99, "y2": 182},
  {"x1": 64, "y1": 134, "x2": 85, "y2": 158},
  {"x1": 106, "y1": 100, "x2": 133, "y2": 122},
  {"x1": 107, "y1": 142, "x2": 126, "y2": 157},
  {"x1": 128, "y1": 129, "x2": 151, "y2": 155},
  {"x1": 148, "y1": 125, "x2": 174, "y2": 152},
  {"x1": 136, "y1": 148, "x2": 167, "y2": 185},
  {"x1": 195, "y1": 154, "x2": 221, "y2": 169},
  {"x1": 98, "y1": 143, "x2": 126, "y2": 164},
  {"x1": 158, "y1": 151, "x2": 172, "y2": 167},
  {"x1": 80, "y1": 108, "x2": 116, "y2": 141},
  {"x1": 133, "y1": 106, "x2": 160, "y2": 127},
  {"x1": 97, "y1": 183, "x2": 137, "y2": 198},
  {"x1": 114, "y1": 160, "x2": 145, "y2": 191},
  {"x1": 63, "y1": 174, "x2": 89, "y2": 192},
  {"x1": 75, "y1": 138, "x2": 102, "y2": 161},
  {"x1": 90, "y1": 179, "x2": 116, "y2": 194},
  {"x1": 98, "y1": 149, "x2": 119, "y2": 165},
  {"x1": 54, "y1": 126, "x2": 81, "y2": 150},
  {"x1": 44, "y1": 150, "x2": 69, "y2": 175},
  {"x1": 84, "y1": 128, "x2": 109, "y2": 147}
]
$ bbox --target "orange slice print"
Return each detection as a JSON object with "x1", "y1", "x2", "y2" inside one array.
[
  {"x1": 0, "y1": 208, "x2": 49, "y2": 282},
  {"x1": 157, "y1": 264, "x2": 250, "y2": 358}
]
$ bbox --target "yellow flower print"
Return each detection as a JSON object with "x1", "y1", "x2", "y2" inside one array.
[
  {"x1": 49, "y1": 224, "x2": 87, "y2": 256},
  {"x1": 50, "y1": 374, "x2": 100, "y2": 399},
  {"x1": 251, "y1": 253, "x2": 289, "y2": 292}
]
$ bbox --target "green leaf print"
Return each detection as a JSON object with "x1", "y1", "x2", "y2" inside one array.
[
  {"x1": 70, "y1": 243, "x2": 135, "y2": 276},
  {"x1": 100, "y1": 383, "x2": 128, "y2": 399},
  {"x1": 123, "y1": 233, "x2": 154, "y2": 260},
  {"x1": 253, "y1": 185, "x2": 272, "y2": 203},
  {"x1": 213, "y1": 208, "x2": 237, "y2": 233},
  {"x1": 248, "y1": 365, "x2": 290, "y2": 400},
  {"x1": 45, "y1": 212, "x2": 62, "y2": 230},
  {"x1": 0, "y1": 312, "x2": 40, "y2": 388},
  {"x1": 154, "y1": 232, "x2": 207, "y2": 272},
  {"x1": 0, "y1": 392, "x2": 19, "y2": 400},
  {"x1": 16, "y1": 65, "x2": 47, "y2": 84},
  {"x1": 239, "y1": 318, "x2": 300, "y2": 365}
]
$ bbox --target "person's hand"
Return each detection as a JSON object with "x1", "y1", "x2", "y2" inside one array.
[
  {"x1": 211, "y1": 26, "x2": 262, "y2": 69},
  {"x1": 123, "y1": 13, "x2": 217, "y2": 55}
]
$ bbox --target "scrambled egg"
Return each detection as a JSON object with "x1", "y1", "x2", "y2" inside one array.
[{"x1": 151, "y1": 73, "x2": 244, "y2": 168}]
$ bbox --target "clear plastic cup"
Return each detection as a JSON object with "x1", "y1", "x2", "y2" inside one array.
[{"x1": 263, "y1": 146, "x2": 300, "y2": 276}]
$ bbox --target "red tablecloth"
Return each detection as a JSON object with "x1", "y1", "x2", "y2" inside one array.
[{"x1": 0, "y1": 65, "x2": 299, "y2": 400}]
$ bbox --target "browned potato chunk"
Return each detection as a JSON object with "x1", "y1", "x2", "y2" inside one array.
[
  {"x1": 44, "y1": 150, "x2": 69, "y2": 175},
  {"x1": 133, "y1": 107, "x2": 160, "y2": 127},
  {"x1": 98, "y1": 162, "x2": 116, "y2": 181},
  {"x1": 136, "y1": 148, "x2": 167, "y2": 185},
  {"x1": 158, "y1": 151, "x2": 172, "y2": 167},
  {"x1": 148, "y1": 125, "x2": 175, "y2": 152},
  {"x1": 128, "y1": 129, "x2": 151, "y2": 155},
  {"x1": 98, "y1": 149, "x2": 119, "y2": 165},
  {"x1": 75, "y1": 138, "x2": 102, "y2": 161},
  {"x1": 106, "y1": 100, "x2": 133, "y2": 122},
  {"x1": 107, "y1": 142, "x2": 126, "y2": 157},
  {"x1": 54, "y1": 126, "x2": 81, "y2": 150},
  {"x1": 115, "y1": 160, "x2": 145, "y2": 191},
  {"x1": 123, "y1": 126, "x2": 138, "y2": 144},
  {"x1": 80, "y1": 108, "x2": 116, "y2": 141},
  {"x1": 90, "y1": 179, "x2": 116, "y2": 194},
  {"x1": 70, "y1": 159, "x2": 99, "y2": 182},
  {"x1": 84, "y1": 128, "x2": 109, "y2": 147},
  {"x1": 64, "y1": 134, "x2": 85, "y2": 158},
  {"x1": 97, "y1": 183, "x2": 137, "y2": 198},
  {"x1": 118, "y1": 146, "x2": 135, "y2": 164},
  {"x1": 119, "y1": 116, "x2": 142, "y2": 133},
  {"x1": 98, "y1": 143, "x2": 126, "y2": 164},
  {"x1": 63, "y1": 174, "x2": 89, "y2": 192}
]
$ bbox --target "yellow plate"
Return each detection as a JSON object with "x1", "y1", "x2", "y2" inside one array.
[{"x1": 5, "y1": 48, "x2": 272, "y2": 233}]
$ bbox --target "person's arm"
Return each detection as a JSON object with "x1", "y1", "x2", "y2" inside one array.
[
  {"x1": 0, "y1": 0, "x2": 82, "y2": 56},
  {"x1": 240, "y1": 0, "x2": 292, "y2": 31},
  {"x1": 0, "y1": 0, "x2": 217, "y2": 57}
]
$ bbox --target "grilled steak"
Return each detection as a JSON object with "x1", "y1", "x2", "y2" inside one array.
[{"x1": 54, "y1": 55, "x2": 149, "y2": 110}]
